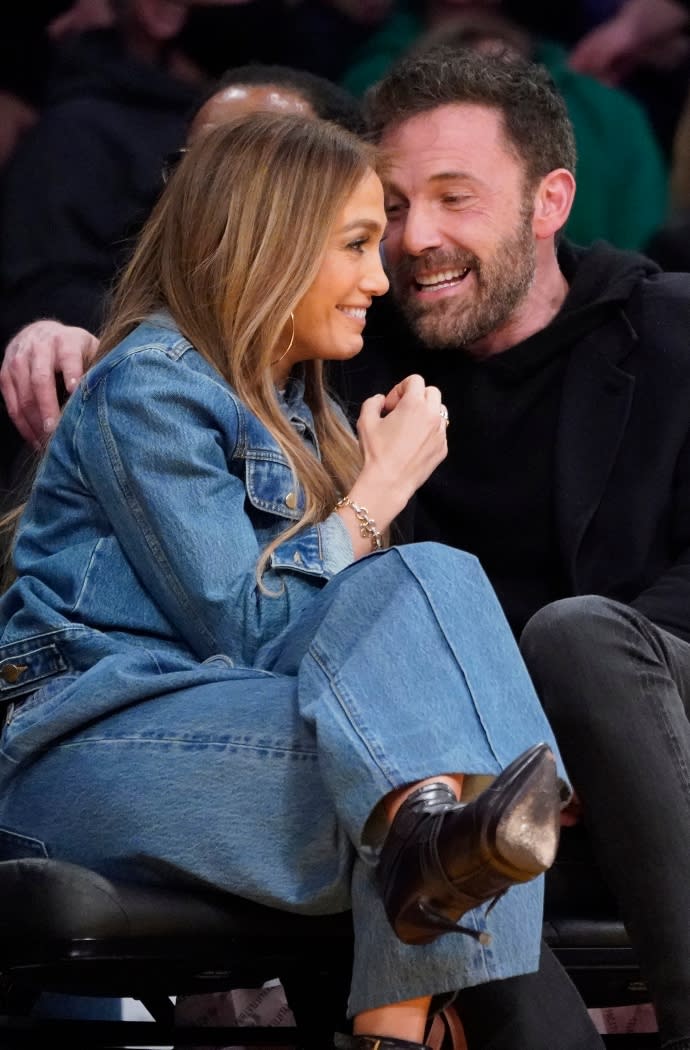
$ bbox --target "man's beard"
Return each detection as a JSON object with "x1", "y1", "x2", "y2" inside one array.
[{"x1": 388, "y1": 203, "x2": 536, "y2": 352}]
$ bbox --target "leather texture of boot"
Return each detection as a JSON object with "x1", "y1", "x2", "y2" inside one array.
[{"x1": 377, "y1": 742, "x2": 561, "y2": 946}]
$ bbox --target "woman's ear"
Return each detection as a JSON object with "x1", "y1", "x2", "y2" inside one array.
[{"x1": 532, "y1": 169, "x2": 576, "y2": 241}]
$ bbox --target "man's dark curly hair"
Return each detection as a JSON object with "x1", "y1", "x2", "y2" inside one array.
[{"x1": 363, "y1": 46, "x2": 576, "y2": 186}]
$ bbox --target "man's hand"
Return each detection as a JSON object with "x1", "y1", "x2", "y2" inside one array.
[
  {"x1": 46, "y1": 0, "x2": 115, "y2": 40},
  {"x1": 0, "y1": 320, "x2": 99, "y2": 448},
  {"x1": 569, "y1": 0, "x2": 689, "y2": 84},
  {"x1": 0, "y1": 91, "x2": 38, "y2": 169}
]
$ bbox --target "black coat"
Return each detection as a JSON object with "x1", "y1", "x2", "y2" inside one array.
[
  {"x1": 334, "y1": 241, "x2": 690, "y2": 643},
  {"x1": 552, "y1": 264, "x2": 690, "y2": 641}
]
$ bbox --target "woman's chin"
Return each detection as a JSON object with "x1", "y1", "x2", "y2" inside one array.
[{"x1": 337, "y1": 337, "x2": 365, "y2": 359}]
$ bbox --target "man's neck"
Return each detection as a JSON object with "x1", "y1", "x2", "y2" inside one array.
[{"x1": 468, "y1": 248, "x2": 570, "y2": 358}]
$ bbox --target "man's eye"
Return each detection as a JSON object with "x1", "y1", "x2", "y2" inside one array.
[{"x1": 385, "y1": 202, "x2": 403, "y2": 217}]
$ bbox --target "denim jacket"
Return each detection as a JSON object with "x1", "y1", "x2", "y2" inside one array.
[{"x1": 0, "y1": 315, "x2": 355, "y2": 706}]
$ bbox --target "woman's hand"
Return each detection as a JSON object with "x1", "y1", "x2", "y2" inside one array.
[{"x1": 336, "y1": 375, "x2": 448, "y2": 556}]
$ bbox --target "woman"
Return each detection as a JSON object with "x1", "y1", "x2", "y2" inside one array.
[{"x1": 0, "y1": 113, "x2": 568, "y2": 1047}]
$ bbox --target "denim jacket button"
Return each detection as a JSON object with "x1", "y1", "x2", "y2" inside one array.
[
  {"x1": 0, "y1": 663, "x2": 28, "y2": 684},
  {"x1": 284, "y1": 491, "x2": 297, "y2": 510}
]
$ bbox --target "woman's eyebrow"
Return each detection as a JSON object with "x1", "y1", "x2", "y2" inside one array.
[{"x1": 340, "y1": 218, "x2": 385, "y2": 233}]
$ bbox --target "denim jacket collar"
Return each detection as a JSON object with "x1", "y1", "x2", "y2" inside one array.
[{"x1": 146, "y1": 309, "x2": 317, "y2": 448}]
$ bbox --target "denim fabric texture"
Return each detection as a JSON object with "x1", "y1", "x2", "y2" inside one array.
[{"x1": 0, "y1": 317, "x2": 568, "y2": 1014}]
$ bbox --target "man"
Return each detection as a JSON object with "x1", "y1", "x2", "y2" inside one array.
[
  {"x1": 2, "y1": 49, "x2": 683, "y2": 1048},
  {"x1": 338, "y1": 47, "x2": 689, "y2": 1050},
  {"x1": 340, "y1": 2, "x2": 669, "y2": 255}
]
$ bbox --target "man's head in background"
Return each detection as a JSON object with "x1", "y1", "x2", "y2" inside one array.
[{"x1": 189, "y1": 62, "x2": 366, "y2": 140}]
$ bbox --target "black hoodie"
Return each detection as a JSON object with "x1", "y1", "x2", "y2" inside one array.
[{"x1": 335, "y1": 240, "x2": 668, "y2": 637}]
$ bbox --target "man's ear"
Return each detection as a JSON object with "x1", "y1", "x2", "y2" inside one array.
[
  {"x1": 532, "y1": 169, "x2": 576, "y2": 241},
  {"x1": 137, "y1": 0, "x2": 189, "y2": 42}
]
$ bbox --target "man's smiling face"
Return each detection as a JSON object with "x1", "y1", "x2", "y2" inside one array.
[{"x1": 380, "y1": 103, "x2": 538, "y2": 354}]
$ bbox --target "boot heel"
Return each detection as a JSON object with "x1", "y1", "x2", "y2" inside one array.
[{"x1": 394, "y1": 897, "x2": 493, "y2": 946}]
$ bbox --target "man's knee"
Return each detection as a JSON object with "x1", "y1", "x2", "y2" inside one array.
[
  {"x1": 520, "y1": 595, "x2": 621, "y2": 672},
  {"x1": 519, "y1": 595, "x2": 664, "y2": 734}
]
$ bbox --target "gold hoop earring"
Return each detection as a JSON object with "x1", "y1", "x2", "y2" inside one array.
[{"x1": 272, "y1": 312, "x2": 295, "y2": 366}]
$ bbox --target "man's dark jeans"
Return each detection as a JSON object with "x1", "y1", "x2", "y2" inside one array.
[
  {"x1": 520, "y1": 596, "x2": 690, "y2": 1050},
  {"x1": 456, "y1": 938, "x2": 605, "y2": 1048}
]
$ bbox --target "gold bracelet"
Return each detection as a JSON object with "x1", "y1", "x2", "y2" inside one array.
[{"x1": 335, "y1": 496, "x2": 383, "y2": 551}]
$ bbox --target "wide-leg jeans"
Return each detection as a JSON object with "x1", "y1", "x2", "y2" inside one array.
[{"x1": 0, "y1": 543, "x2": 566, "y2": 1017}]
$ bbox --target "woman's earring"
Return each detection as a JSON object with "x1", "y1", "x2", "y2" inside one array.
[{"x1": 272, "y1": 312, "x2": 295, "y2": 365}]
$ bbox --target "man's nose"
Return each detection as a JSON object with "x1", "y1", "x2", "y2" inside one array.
[{"x1": 401, "y1": 203, "x2": 443, "y2": 257}]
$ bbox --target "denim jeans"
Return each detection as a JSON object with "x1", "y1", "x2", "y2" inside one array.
[
  {"x1": 0, "y1": 543, "x2": 567, "y2": 1018},
  {"x1": 521, "y1": 595, "x2": 690, "y2": 1050}
]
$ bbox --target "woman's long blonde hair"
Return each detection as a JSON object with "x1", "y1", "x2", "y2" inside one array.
[{"x1": 90, "y1": 112, "x2": 378, "y2": 588}]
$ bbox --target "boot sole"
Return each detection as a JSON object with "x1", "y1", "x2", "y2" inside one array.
[{"x1": 393, "y1": 744, "x2": 561, "y2": 944}]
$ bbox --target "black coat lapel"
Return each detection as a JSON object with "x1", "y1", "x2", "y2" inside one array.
[{"x1": 556, "y1": 318, "x2": 635, "y2": 586}]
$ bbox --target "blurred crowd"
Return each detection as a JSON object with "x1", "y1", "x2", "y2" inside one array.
[{"x1": 1, "y1": 0, "x2": 689, "y2": 481}]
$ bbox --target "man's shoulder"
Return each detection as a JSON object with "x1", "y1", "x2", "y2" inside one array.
[
  {"x1": 583, "y1": 261, "x2": 690, "y2": 382},
  {"x1": 635, "y1": 267, "x2": 690, "y2": 301},
  {"x1": 624, "y1": 268, "x2": 690, "y2": 333},
  {"x1": 564, "y1": 241, "x2": 690, "y2": 328}
]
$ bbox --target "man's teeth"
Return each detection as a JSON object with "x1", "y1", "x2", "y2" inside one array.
[
  {"x1": 416, "y1": 267, "x2": 470, "y2": 288},
  {"x1": 339, "y1": 307, "x2": 366, "y2": 319}
]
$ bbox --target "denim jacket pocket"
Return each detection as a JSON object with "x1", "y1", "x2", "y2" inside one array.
[
  {"x1": 245, "y1": 453, "x2": 304, "y2": 520},
  {"x1": 0, "y1": 636, "x2": 70, "y2": 702}
]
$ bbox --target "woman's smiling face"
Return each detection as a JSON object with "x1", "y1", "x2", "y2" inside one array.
[{"x1": 276, "y1": 169, "x2": 389, "y2": 382}]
